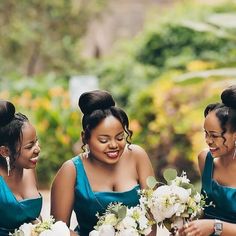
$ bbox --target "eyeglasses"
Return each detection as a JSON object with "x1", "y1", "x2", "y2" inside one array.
[{"x1": 204, "y1": 130, "x2": 223, "y2": 141}]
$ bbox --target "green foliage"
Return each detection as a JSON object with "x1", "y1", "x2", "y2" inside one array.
[
  {"x1": 93, "y1": 0, "x2": 236, "y2": 183},
  {"x1": 0, "y1": 0, "x2": 107, "y2": 77},
  {"x1": 146, "y1": 176, "x2": 158, "y2": 189},
  {"x1": 163, "y1": 168, "x2": 177, "y2": 183}
]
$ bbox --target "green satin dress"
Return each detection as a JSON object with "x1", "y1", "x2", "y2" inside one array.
[
  {"x1": 0, "y1": 176, "x2": 42, "y2": 236},
  {"x1": 202, "y1": 152, "x2": 236, "y2": 223},
  {"x1": 72, "y1": 156, "x2": 141, "y2": 236}
]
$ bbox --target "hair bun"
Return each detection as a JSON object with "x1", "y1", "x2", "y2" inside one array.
[
  {"x1": 0, "y1": 100, "x2": 15, "y2": 126},
  {"x1": 221, "y1": 85, "x2": 236, "y2": 110},
  {"x1": 78, "y1": 90, "x2": 115, "y2": 115}
]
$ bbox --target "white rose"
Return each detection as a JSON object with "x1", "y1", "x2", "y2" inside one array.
[
  {"x1": 117, "y1": 215, "x2": 136, "y2": 231},
  {"x1": 89, "y1": 230, "x2": 100, "y2": 236},
  {"x1": 118, "y1": 228, "x2": 139, "y2": 236},
  {"x1": 51, "y1": 221, "x2": 70, "y2": 236},
  {"x1": 98, "y1": 224, "x2": 115, "y2": 236},
  {"x1": 172, "y1": 185, "x2": 190, "y2": 203},
  {"x1": 19, "y1": 223, "x2": 34, "y2": 236},
  {"x1": 39, "y1": 229, "x2": 54, "y2": 236},
  {"x1": 153, "y1": 185, "x2": 172, "y2": 196}
]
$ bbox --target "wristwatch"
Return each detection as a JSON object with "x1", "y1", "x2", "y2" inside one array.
[{"x1": 214, "y1": 219, "x2": 223, "y2": 235}]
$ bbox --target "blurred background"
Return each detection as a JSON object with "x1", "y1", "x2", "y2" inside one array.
[{"x1": 0, "y1": 0, "x2": 236, "y2": 192}]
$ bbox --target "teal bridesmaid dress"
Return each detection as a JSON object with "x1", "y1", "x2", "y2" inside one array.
[
  {"x1": 72, "y1": 156, "x2": 140, "y2": 236},
  {"x1": 202, "y1": 152, "x2": 236, "y2": 223},
  {"x1": 0, "y1": 176, "x2": 42, "y2": 236}
]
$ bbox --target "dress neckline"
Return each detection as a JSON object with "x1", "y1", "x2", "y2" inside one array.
[
  {"x1": 78, "y1": 156, "x2": 140, "y2": 194},
  {"x1": 0, "y1": 175, "x2": 42, "y2": 202}
]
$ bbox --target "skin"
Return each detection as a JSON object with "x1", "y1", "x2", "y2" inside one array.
[
  {"x1": 51, "y1": 115, "x2": 155, "y2": 236},
  {"x1": 179, "y1": 111, "x2": 236, "y2": 236},
  {"x1": 0, "y1": 122, "x2": 41, "y2": 201}
]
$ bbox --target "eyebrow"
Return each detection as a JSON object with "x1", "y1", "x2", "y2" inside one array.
[
  {"x1": 204, "y1": 130, "x2": 222, "y2": 134},
  {"x1": 98, "y1": 131, "x2": 124, "y2": 137},
  {"x1": 22, "y1": 138, "x2": 38, "y2": 147}
]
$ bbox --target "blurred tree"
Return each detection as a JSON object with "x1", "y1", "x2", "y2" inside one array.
[{"x1": 0, "y1": 0, "x2": 107, "y2": 77}]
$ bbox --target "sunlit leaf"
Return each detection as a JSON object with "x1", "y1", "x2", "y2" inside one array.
[{"x1": 163, "y1": 168, "x2": 177, "y2": 182}]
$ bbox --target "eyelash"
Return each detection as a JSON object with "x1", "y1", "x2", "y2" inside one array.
[{"x1": 99, "y1": 136, "x2": 125, "y2": 143}]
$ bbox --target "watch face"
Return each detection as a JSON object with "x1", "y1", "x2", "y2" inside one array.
[
  {"x1": 215, "y1": 223, "x2": 223, "y2": 231},
  {"x1": 214, "y1": 222, "x2": 223, "y2": 235}
]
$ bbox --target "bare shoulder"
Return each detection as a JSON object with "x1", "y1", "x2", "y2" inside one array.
[
  {"x1": 127, "y1": 144, "x2": 149, "y2": 159},
  {"x1": 127, "y1": 144, "x2": 154, "y2": 188},
  {"x1": 52, "y1": 159, "x2": 76, "y2": 185},
  {"x1": 198, "y1": 149, "x2": 208, "y2": 174}
]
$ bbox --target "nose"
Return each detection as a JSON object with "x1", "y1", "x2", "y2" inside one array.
[
  {"x1": 34, "y1": 142, "x2": 41, "y2": 153},
  {"x1": 109, "y1": 140, "x2": 118, "y2": 149},
  {"x1": 205, "y1": 136, "x2": 214, "y2": 145}
]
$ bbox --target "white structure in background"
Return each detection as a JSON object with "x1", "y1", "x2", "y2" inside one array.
[{"x1": 69, "y1": 75, "x2": 99, "y2": 109}]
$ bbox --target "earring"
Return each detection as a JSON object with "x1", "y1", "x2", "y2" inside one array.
[
  {"x1": 5, "y1": 156, "x2": 11, "y2": 176},
  {"x1": 81, "y1": 144, "x2": 90, "y2": 159},
  {"x1": 233, "y1": 141, "x2": 236, "y2": 160}
]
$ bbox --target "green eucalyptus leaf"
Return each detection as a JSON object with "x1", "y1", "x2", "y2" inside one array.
[
  {"x1": 146, "y1": 176, "x2": 158, "y2": 189},
  {"x1": 163, "y1": 168, "x2": 177, "y2": 182},
  {"x1": 117, "y1": 206, "x2": 127, "y2": 221}
]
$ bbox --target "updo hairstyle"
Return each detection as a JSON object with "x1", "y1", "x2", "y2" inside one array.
[
  {"x1": 0, "y1": 100, "x2": 29, "y2": 165},
  {"x1": 78, "y1": 90, "x2": 133, "y2": 148},
  {"x1": 204, "y1": 85, "x2": 236, "y2": 140}
]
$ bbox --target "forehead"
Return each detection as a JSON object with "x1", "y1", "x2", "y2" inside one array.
[
  {"x1": 92, "y1": 116, "x2": 123, "y2": 135},
  {"x1": 204, "y1": 111, "x2": 221, "y2": 131},
  {"x1": 21, "y1": 122, "x2": 36, "y2": 141}
]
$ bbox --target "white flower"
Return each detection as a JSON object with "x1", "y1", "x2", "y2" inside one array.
[
  {"x1": 103, "y1": 214, "x2": 118, "y2": 226},
  {"x1": 11, "y1": 216, "x2": 70, "y2": 236},
  {"x1": 171, "y1": 185, "x2": 190, "y2": 203},
  {"x1": 139, "y1": 169, "x2": 206, "y2": 234},
  {"x1": 19, "y1": 223, "x2": 34, "y2": 236},
  {"x1": 98, "y1": 224, "x2": 115, "y2": 236},
  {"x1": 116, "y1": 216, "x2": 136, "y2": 231},
  {"x1": 51, "y1": 221, "x2": 70, "y2": 236},
  {"x1": 117, "y1": 228, "x2": 139, "y2": 236},
  {"x1": 89, "y1": 230, "x2": 99, "y2": 236},
  {"x1": 39, "y1": 229, "x2": 54, "y2": 236}
]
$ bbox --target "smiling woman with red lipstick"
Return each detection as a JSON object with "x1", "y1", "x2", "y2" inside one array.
[
  {"x1": 51, "y1": 90, "x2": 156, "y2": 236},
  {"x1": 0, "y1": 100, "x2": 42, "y2": 235},
  {"x1": 179, "y1": 85, "x2": 236, "y2": 236}
]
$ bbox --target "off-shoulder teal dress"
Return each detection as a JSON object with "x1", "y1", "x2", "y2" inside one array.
[
  {"x1": 72, "y1": 156, "x2": 140, "y2": 236},
  {"x1": 0, "y1": 176, "x2": 42, "y2": 236},
  {"x1": 202, "y1": 152, "x2": 236, "y2": 223}
]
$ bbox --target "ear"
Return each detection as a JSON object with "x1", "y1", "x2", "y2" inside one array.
[{"x1": 0, "y1": 146, "x2": 10, "y2": 157}]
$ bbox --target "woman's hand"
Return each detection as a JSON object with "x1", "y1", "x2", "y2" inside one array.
[{"x1": 178, "y1": 219, "x2": 214, "y2": 236}]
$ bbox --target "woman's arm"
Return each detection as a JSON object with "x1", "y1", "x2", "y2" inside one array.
[
  {"x1": 133, "y1": 144, "x2": 155, "y2": 189},
  {"x1": 198, "y1": 149, "x2": 208, "y2": 175},
  {"x1": 50, "y1": 160, "x2": 78, "y2": 235},
  {"x1": 179, "y1": 219, "x2": 236, "y2": 236}
]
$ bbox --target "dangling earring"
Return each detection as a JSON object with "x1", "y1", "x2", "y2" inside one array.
[
  {"x1": 5, "y1": 156, "x2": 11, "y2": 176},
  {"x1": 233, "y1": 141, "x2": 236, "y2": 160},
  {"x1": 81, "y1": 144, "x2": 90, "y2": 159}
]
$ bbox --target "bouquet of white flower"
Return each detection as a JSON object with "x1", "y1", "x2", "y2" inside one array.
[
  {"x1": 139, "y1": 169, "x2": 206, "y2": 235},
  {"x1": 10, "y1": 216, "x2": 70, "y2": 236},
  {"x1": 89, "y1": 202, "x2": 154, "y2": 236}
]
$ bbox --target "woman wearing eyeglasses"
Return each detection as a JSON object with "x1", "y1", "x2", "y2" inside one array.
[{"x1": 179, "y1": 85, "x2": 236, "y2": 236}]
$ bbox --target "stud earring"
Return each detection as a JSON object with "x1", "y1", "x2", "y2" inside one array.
[
  {"x1": 5, "y1": 156, "x2": 11, "y2": 176},
  {"x1": 233, "y1": 141, "x2": 236, "y2": 160},
  {"x1": 81, "y1": 144, "x2": 90, "y2": 159}
]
